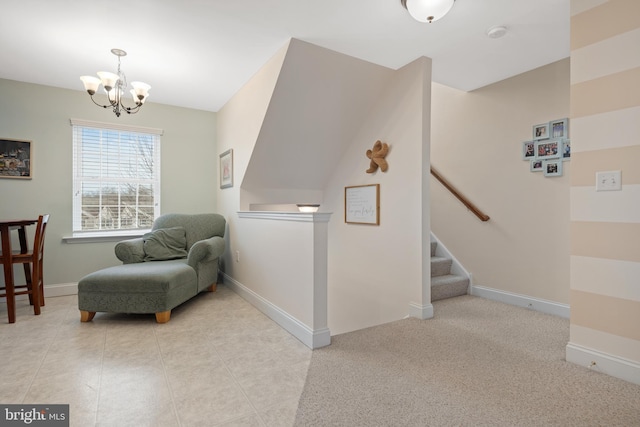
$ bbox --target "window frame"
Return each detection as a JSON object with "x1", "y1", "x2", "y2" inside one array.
[{"x1": 70, "y1": 118, "x2": 163, "y2": 238}]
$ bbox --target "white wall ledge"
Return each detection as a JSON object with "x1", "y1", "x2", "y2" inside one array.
[
  {"x1": 62, "y1": 230, "x2": 148, "y2": 244},
  {"x1": 238, "y1": 211, "x2": 332, "y2": 222},
  {"x1": 234, "y1": 209, "x2": 332, "y2": 349}
]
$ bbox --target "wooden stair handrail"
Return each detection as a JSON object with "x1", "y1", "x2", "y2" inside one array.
[{"x1": 431, "y1": 166, "x2": 490, "y2": 222}]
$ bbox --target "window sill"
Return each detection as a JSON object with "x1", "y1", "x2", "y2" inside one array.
[{"x1": 62, "y1": 230, "x2": 150, "y2": 244}]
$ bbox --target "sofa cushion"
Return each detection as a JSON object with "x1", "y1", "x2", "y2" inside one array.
[
  {"x1": 78, "y1": 259, "x2": 196, "y2": 293},
  {"x1": 77, "y1": 259, "x2": 198, "y2": 314},
  {"x1": 143, "y1": 227, "x2": 188, "y2": 261}
]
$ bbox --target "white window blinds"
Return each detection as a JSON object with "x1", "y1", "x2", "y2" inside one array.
[{"x1": 71, "y1": 119, "x2": 162, "y2": 234}]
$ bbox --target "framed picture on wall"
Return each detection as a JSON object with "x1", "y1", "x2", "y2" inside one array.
[
  {"x1": 562, "y1": 139, "x2": 571, "y2": 160},
  {"x1": 0, "y1": 138, "x2": 32, "y2": 179},
  {"x1": 219, "y1": 149, "x2": 233, "y2": 189},
  {"x1": 535, "y1": 139, "x2": 561, "y2": 160},
  {"x1": 543, "y1": 159, "x2": 563, "y2": 177},
  {"x1": 522, "y1": 141, "x2": 535, "y2": 160},
  {"x1": 530, "y1": 159, "x2": 543, "y2": 172},
  {"x1": 345, "y1": 184, "x2": 380, "y2": 225},
  {"x1": 533, "y1": 123, "x2": 549, "y2": 140},
  {"x1": 550, "y1": 118, "x2": 569, "y2": 139}
]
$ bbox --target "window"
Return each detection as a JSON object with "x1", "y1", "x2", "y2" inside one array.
[{"x1": 71, "y1": 119, "x2": 162, "y2": 235}]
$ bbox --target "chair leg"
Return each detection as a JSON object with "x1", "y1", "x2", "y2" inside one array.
[
  {"x1": 3, "y1": 263, "x2": 16, "y2": 324},
  {"x1": 39, "y1": 260, "x2": 45, "y2": 306},
  {"x1": 155, "y1": 311, "x2": 171, "y2": 323},
  {"x1": 80, "y1": 311, "x2": 96, "y2": 322},
  {"x1": 18, "y1": 227, "x2": 34, "y2": 307},
  {"x1": 31, "y1": 283, "x2": 41, "y2": 316},
  {"x1": 207, "y1": 283, "x2": 217, "y2": 292},
  {"x1": 30, "y1": 263, "x2": 41, "y2": 315},
  {"x1": 23, "y1": 263, "x2": 34, "y2": 306}
]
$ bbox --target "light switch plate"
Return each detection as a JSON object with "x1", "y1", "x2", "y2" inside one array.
[{"x1": 596, "y1": 170, "x2": 621, "y2": 191}]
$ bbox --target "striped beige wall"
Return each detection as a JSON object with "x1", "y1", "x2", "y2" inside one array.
[{"x1": 568, "y1": 0, "x2": 640, "y2": 380}]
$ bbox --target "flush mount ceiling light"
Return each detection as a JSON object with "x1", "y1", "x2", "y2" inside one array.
[
  {"x1": 297, "y1": 204, "x2": 320, "y2": 213},
  {"x1": 400, "y1": 0, "x2": 456, "y2": 23},
  {"x1": 486, "y1": 25, "x2": 508, "y2": 39},
  {"x1": 80, "y1": 49, "x2": 151, "y2": 117}
]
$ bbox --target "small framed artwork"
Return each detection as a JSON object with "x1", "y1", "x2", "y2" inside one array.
[
  {"x1": 0, "y1": 138, "x2": 32, "y2": 179},
  {"x1": 535, "y1": 139, "x2": 561, "y2": 160},
  {"x1": 345, "y1": 184, "x2": 380, "y2": 225},
  {"x1": 543, "y1": 159, "x2": 563, "y2": 177},
  {"x1": 530, "y1": 159, "x2": 543, "y2": 172},
  {"x1": 562, "y1": 139, "x2": 571, "y2": 160},
  {"x1": 550, "y1": 118, "x2": 569, "y2": 139},
  {"x1": 533, "y1": 123, "x2": 549, "y2": 140},
  {"x1": 219, "y1": 149, "x2": 233, "y2": 189},
  {"x1": 522, "y1": 141, "x2": 535, "y2": 160}
]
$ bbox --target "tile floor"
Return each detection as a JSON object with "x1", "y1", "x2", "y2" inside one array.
[{"x1": 0, "y1": 285, "x2": 312, "y2": 426}]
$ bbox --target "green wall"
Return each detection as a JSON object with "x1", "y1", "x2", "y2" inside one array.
[{"x1": 0, "y1": 78, "x2": 217, "y2": 288}]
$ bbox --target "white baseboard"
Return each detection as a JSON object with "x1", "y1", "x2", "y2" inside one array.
[
  {"x1": 222, "y1": 273, "x2": 331, "y2": 349},
  {"x1": 409, "y1": 302, "x2": 434, "y2": 319},
  {"x1": 0, "y1": 283, "x2": 78, "y2": 304},
  {"x1": 44, "y1": 283, "x2": 78, "y2": 297},
  {"x1": 471, "y1": 285, "x2": 570, "y2": 318},
  {"x1": 566, "y1": 342, "x2": 640, "y2": 386}
]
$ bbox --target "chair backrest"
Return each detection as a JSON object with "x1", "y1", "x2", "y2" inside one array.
[{"x1": 33, "y1": 214, "x2": 50, "y2": 260}]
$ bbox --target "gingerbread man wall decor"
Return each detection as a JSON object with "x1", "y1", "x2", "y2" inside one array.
[{"x1": 366, "y1": 140, "x2": 389, "y2": 173}]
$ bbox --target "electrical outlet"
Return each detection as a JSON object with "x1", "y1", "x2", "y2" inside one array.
[
  {"x1": 235, "y1": 251, "x2": 240, "y2": 262},
  {"x1": 596, "y1": 171, "x2": 621, "y2": 191}
]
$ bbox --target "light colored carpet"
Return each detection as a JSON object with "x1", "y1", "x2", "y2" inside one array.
[{"x1": 294, "y1": 295, "x2": 640, "y2": 426}]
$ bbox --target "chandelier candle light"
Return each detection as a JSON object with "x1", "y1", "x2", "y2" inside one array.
[
  {"x1": 400, "y1": 0, "x2": 455, "y2": 23},
  {"x1": 80, "y1": 49, "x2": 150, "y2": 117}
]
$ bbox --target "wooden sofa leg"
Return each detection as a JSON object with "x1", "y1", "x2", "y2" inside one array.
[
  {"x1": 207, "y1": 283, "x2": 217, "y2": 292},
  {"x1": 155, "y1": 310, "x2": 171, "y2": 323},
  {"x1": 80, "y1": 311, "x2": 96, "y2": 322}
]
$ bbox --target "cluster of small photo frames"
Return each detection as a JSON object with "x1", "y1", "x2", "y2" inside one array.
[{"x1": 522, "y1": 118, "x2": 570, "y2": 177}]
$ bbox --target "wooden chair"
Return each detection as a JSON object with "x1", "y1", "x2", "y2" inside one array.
[{"x1": 0, "y1": 214, "x2": 49, "y2": 322}]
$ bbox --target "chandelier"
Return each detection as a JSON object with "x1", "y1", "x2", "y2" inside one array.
[
  {"x1": 80, "y1": 49, "x2": 151, "y2": 117},
  {"x1": 400, "y1": 0, "x2": 456, "y2": 23}
]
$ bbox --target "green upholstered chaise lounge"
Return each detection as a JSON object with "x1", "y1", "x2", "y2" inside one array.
[{"x1": 78, "y1": 213, "x2": 226, "y2": 323}]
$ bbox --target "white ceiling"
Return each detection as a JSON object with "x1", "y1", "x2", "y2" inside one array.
[{"x1": 0, "y1": 0, "x2": 570, "y2": 113}]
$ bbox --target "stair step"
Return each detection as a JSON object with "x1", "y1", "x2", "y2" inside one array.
[
  {"x1": 430, "y1": 240, "x2": 437, "y2": 257},
  {"x1": 430, "y1": 256, "x2": 452, "y2": 277},
  {"x1": 431, "y1": 274, "x2": 469, "y2": 302}
]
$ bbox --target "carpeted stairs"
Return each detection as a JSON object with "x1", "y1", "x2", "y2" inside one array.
[{"x1": 431, "y1": 240, "x2": 469, "y2": 301}]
